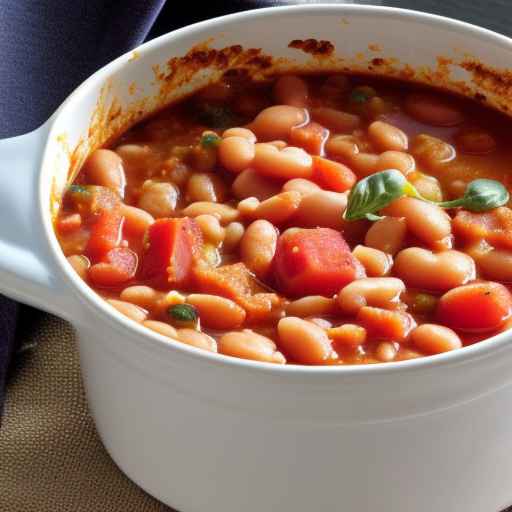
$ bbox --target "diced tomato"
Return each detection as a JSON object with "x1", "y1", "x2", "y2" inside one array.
[
  {"x1": 312, "y1": 156, "x2": 356, "y2": 192},
  {"x1": 437, "y1": 281, "x2": 512, "y2": 332},
  {"x1": 273, "y1": 228, "x2": 365, "y2": 297},
  {"x1": 57, "y1": 213, "x2": 82, "y2": 234},
  {"x1": 194, "y1": 262, "x2": 283, "y2": 323},
  {"x1": 141, "y1": 217, "x2": 202, "y2": 287},
  {"x1": 88, "y1": 247, "x2": 138, "y2": 287},
  {"x1": 453, "y1": 207, "x2": 512, "y2": 248},
  {"x1": 66, "y1": 184, "x2": 120, "y2": 217},
  {"x1": 85, "y1": 208, "x2": 123, "y2": 262},
  {"x1": 357, "y1": 307, "x2": 416, "y2": 341},
  {"x1": 290, "y1": 122, "x2": 329, "y2": 155}
]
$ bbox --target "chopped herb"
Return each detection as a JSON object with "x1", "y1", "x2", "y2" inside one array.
[
  {"x1": 68, "y1": 184, "x2": 90, "y2": 196},
  {"x1": 349, "y1": 86, "x2": 376, "y2": 104},
  {"x1": 200, "y1": 133, "x2": 221, "y2": 148},
  {"x1": 168, "y1": 303, "x2": 199, "y2": 328}
]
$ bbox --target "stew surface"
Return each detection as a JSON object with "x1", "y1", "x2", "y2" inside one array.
[{"x1": 56, "y1": 72, "x2": 512, "y2": 365}]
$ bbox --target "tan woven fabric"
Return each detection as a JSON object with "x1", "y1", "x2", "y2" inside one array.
[{"x1": 0, "y1": 312, "x2": 173, "y2": 512}]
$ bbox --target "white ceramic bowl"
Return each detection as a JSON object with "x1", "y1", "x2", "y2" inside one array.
[{"x1": 2, "y1": 5, "x2": 512, "y2": 511}]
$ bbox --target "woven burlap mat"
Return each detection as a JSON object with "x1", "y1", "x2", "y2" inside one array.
[{"x1": 0, "y1": 312, "x2": 172, "y2": 512}]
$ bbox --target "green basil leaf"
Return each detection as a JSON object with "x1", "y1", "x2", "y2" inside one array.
[
  {"x1": 200, "y1": 133, "x2": 221, "y2": 148},
  {"x1": 168, "y1": 304, "x2": 198, "y2": 323},
  {"x1": 437, "y1": 179, "x2": 509, "y2": 212},
  {"x1": 350, "y1": 90, "x2": 369, "y2": 104},
  {"x1": 349, "y1": 86, "x2": 376, "y2": 104},
  {"x1": 68, "y1": 184, "x2": 90, "y2": 196},
  {"x1": 344, "y1": 169, "x2": 409, "y2": 221}
]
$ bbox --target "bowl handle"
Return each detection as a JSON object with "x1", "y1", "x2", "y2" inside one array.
[{"x1": 0, "y1": 122, "x2": 83, "y2": 323}]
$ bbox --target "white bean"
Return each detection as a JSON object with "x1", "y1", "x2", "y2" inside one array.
[
  {"x1": 394, "y1": 248, "x2": 475, "y2": 291},
  {"x1": 338, "y1": 277, "x2": 405, "y2": 315},
  {"x1": 240, "y1": 220, "x2": 278, "y2": 279},
  {"x1": 138, "y1": 180, "x2": 178, "y2": 218},
  {"x1": 277, "y1": 317, "x2": 333, "y2": 364},
  {"x1": 218, "y1": 330, "x2": 286, "y2": 364}
]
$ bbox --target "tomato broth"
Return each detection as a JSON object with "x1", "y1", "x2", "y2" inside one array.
[{"x1": 56, "y1": 73, "x2": 512, "y2": 365}]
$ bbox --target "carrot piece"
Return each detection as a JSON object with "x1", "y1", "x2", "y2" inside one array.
[
  {"x1": 57, "y1": 213, "x2": 82, "y2": 234},
  {"x1": 141, "y1": 217, "x2": 202, "y2": 287},
  {"x1": 273, "y1": 228, "x2": 365, "y2": 297},
  {"x1": 357, "y1": 307, "x2": 416, "y2": 341},
  {"x1": 437, "y1": 281, "x2": 512, "y2": 332},
  {"x1": 327, "y1": 324, "x2": 367, "y2": 348},
  {"x1": 194, "y1": 262, "x2": 282, "y2": 323},
  {"x1": 85, "y1": 208, "x2": 123, "y2": 262},
  {"x1": 290, "y1": 122, "x2": 329, "y2": 155},
  {"x1": 453, "y1": 207, "x2": 512, "y2": 248},
  {"x1": 88, "y1": 247, "x2": 138, "y2": 287},
  {"x1": 312, "y1": 156, "x2": 356, "y2": 192}
]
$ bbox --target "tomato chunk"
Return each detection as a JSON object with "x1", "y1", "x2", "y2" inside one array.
[
  {"x1": 88, "y1": 247, "x2": 138, "y2": 287},
  {"x1": 56, "y1": 213, "x2": 82, "y2": 234},
  {"x1": 290, "y1": 122, "x2": 329, "y2": 155},
  {"x1": 437, "y1": 281, "x2": 512, "y2": 332},
  {"x1": 85, "y1": 208, "x2": 123, "y2": 262},
  {"x1": 357, "y1": 307, "x2": 416, "y2": 342},
  {"x1": 141, "y1": 217, "x2": 202, "y2": 287},
  {"x1": 273, "y1": 228, "x2": 365, "y2": 297},
  {"x1": 312, "y1": 156, "x2": 356, "y2": 193},
  {"x1": 194, "y1": 262, "x2": 282, "y2": 323},
  {"x1": 453, "y1": 207, "x2": 512, "y2": 249}
]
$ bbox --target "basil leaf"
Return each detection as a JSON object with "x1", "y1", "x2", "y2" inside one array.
[
  {"x1": 350, "y1": 90, "x2": 369, "y2": 104},
  {"x1": 349, "y1": 86, "x2": 376, "y2": 104},
  {"x1": 200, "y1": 133, "x2": 221, "y2": 148},
  {"x1": 168, "y1": 304, "x2": 198, "y2": 323},
  {"x1": 437, "y1": 179, "x2": 509, "y2": 212},
  {"x1": 68, "y1": 184, "x2": 90, "y2": 196},
  {"x1": 344, "y1": 169, "x2": 410, "y2": 221}
]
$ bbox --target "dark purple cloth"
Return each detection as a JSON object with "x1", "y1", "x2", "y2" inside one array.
[{"x1": 0, "y1": 0, "x2": 166, "y2": 416}]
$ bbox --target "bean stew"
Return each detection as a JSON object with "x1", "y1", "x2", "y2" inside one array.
[{"x1": 56, "y1": 73, "x2": 512, "y2": 365}]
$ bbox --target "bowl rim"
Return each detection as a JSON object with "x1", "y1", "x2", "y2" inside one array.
[{"x1": 40, "y1": 3, "x2": 512, "y2": 377}]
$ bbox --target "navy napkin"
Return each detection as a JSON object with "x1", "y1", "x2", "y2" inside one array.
[{"x1": 0, "y1": 0, "x2": 166, "y2": 415}]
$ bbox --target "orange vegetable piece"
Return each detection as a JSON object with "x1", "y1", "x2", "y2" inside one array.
[
  {"x1": 194, "y1": 262, "x2": 282, "y2": 323},
  {"x1": 312, "y1": 156, "x2": 356, "y2": 192},
  {"x1": 273, "y1": 228, "x2": 365, "y2": 297},
  {"x1": 453, "y1": 207, "x2": 512, "y2": 249},
  {"x1": 437, "y1": 281, "x2": 512, "y2": 332},
  {"x1": 357, "y1": 307, "x2": 416, "y2": 341},
  {"x1": 141, "y1": 217, "x2": 202, "y2": 288},
  {"x1": 85, "y1": 208, "x2": 123, "y2": 262},
  {"x1": 57, "y1": 213, "x2": 82, "y2": 234},
  {"x1": 290, "y1": 122, "x2": 329, "y2": 155},
  {"x1": 88, "y1": 247, "x2": 138, "y2": 287}
]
